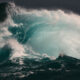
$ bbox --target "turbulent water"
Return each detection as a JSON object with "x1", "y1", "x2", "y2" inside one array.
[{"x1": 0, "y1": 2, "x2": 80, "y2": 80}]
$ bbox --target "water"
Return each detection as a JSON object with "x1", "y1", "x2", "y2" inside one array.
[{"x1": 0, "y1": 2, "x2": 80, "y2": 80}]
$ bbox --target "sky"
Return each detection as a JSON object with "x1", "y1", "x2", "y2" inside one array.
[{"x1": 0, "y1": 0, "x2": 80, "y2": 14}]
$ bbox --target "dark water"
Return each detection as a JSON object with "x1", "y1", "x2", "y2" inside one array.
[
  {"x1": 0, "y1": 2, "x2": 80, "y2": 80},
  {"x1": 0, "y1": 55, "x2": 80, "y2": 80}
]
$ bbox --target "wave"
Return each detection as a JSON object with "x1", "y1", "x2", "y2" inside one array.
[{"x1": 0, "y1": 2, "x2": 80, "y2": 64}]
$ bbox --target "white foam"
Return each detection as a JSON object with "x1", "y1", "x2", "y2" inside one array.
[{"x1": 7, "y1": 39, "x2": 27, "y2": 59}]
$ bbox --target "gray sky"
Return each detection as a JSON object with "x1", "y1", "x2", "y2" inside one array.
[{"x1": 0, "y1": 0, "x2": 80, "y2": 14}]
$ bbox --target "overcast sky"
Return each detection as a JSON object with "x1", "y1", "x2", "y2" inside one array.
[{"x1": 0, "y1": 0, "x2": 80, "y2": 14}]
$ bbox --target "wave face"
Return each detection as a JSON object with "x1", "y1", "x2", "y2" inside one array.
[{"x1": 0, "y1": 2, "x2": 80, "y2": 80}]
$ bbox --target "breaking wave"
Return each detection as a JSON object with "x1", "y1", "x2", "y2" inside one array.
[{"x1": 0, "y1": 2, "x2": 80, "y2": 64}]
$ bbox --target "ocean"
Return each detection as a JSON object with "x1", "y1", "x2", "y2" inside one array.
[{"x1": 0, "y1": 2, "x2": 80, "y2": 80}]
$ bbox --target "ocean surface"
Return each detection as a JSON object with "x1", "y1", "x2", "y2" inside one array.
[{"x1": 0, "y1": 2, "x2": 80, "y2": 80}]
